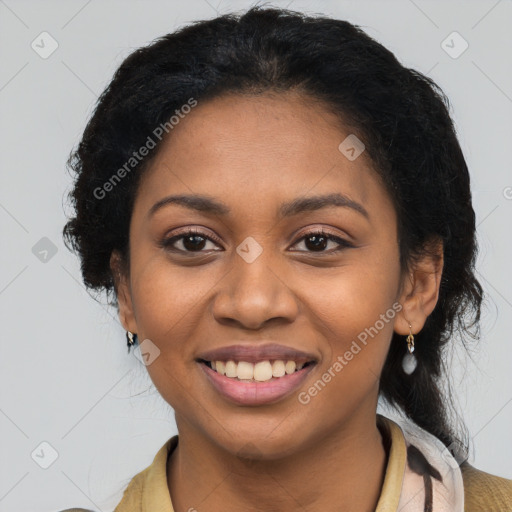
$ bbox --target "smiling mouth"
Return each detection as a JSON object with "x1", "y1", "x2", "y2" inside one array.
[{"x1": 197, "y1": 358, "x2": 316, "y2": 382}]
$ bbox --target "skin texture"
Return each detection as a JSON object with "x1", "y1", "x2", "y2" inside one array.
[{"x1": 112, "y1": 91, "x2": 443, "y2": 511}]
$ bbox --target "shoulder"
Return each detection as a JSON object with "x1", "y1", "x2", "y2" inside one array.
[
  {"x1": 113, "y1": 435, "x2": 177, "y2": 511},
  {"x1": 55, "y1": 471, "x2": 146, "y2": 512},
  {"x1": 112, "y1": 470, "x2": 145, "y2": 511},
  {"x1": 461, "y1": 462, "x2": 512, "y2": 511}
]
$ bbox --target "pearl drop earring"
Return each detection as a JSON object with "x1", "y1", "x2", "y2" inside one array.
[{"x1": 402, "y1": 323, "x2": 417, "y2": 375}]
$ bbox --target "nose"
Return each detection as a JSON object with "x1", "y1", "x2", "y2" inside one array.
[{"x1": 211, "y1": 246, "x2": 299, "y2": 330}]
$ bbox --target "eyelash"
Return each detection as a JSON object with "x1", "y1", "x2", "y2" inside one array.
[{"x1": 159, "y1": 227, "x2": 353, "y2": 255}]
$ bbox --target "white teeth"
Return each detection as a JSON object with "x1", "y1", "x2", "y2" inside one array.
[
  {"x1": 237, "y1": 361, "x2": 254, "y2": 380},
  {"x1": 225, "y1": 360, "x2": 237, "y2": 378},
  {"x1": 285, "y1": 360, "x2": 297, "y2": 374},
  {"x1": 208, "y1": 358, "x2": 310, "y2": 380},
  {"x1": 272, "y1": 360, "x2": 286, "y2": 377},
  {"x1": 215, "y1": 361, "x2": 226, "y2": 375},
  {"x1": 254, "y1": 361, "x2": 273, "y2": 381}
]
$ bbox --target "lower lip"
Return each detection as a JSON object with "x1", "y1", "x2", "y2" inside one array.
[{"x1": 199, "y1": 362, "x2": 316, "y2": 406}]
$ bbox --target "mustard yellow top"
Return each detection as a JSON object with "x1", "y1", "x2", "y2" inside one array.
[{"x1": 65, "y1": 416, "x2": 512, "y2": 512}]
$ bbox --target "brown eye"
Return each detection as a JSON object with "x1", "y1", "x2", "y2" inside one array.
[
  {"x1": 291, "y1": 230, "x2": 353, "y2": 253},
  {"x1": 178, "y1": 233, "x2": 208, "y2": 251},
  {"x1": 160, "y1": 228, "x2": 222, "y2": 253}
]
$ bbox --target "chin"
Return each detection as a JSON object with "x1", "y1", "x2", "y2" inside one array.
[{"x1": 203, "y1": 415, "x2": 314, "y2": 461}]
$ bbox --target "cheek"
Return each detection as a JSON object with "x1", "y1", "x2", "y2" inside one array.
[
  {"x1": 304, "y1": 246, "x2": 401, "y2": 376},
  {"x1": 127, "y1": 250, "x2": 230, "y2": 409},
  {"x1": 307, "y1": 244, "x2": 401, "y2": 327},
  {"x1": 294, "y1": 266, "x2": 400, "y2": 427},
  {"x1": 130, "y1": 248, "x2": 210, "y2": 339}
]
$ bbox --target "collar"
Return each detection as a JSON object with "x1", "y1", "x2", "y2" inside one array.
[{"x1": 119, "y1": 414, "x2": 463, "y2": 511}]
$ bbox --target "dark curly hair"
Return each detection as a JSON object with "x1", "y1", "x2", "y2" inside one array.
[{"x1": 63, "y1": 5, "x2": 483, "y2": 451}]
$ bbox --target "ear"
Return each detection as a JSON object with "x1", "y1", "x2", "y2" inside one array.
[
  {"x1": 394, "y1": 237, "x2": 444, "y2": 336},
  {"x1": 110, "y1": 250, "x2": 138, "y2": 333}
]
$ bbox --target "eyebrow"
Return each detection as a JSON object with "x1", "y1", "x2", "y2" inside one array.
[{"x1": 148, "y1": 192, "x2": 369, "y2": 220}]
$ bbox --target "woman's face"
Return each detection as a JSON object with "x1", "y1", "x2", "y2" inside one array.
[{"x1": 117, "y1": 91, "x2": 407, "y2": 458}]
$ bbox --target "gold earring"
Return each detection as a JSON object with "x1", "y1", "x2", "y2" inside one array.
[
  {"x1": 402, "y1": 323, "x2": 417, "y2": 375},
  {"x1": 406, "y1": 325, "x2": 415, "y2": 354}
]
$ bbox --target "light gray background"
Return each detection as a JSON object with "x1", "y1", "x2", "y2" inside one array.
[{"x1": 0, "y1": 0, "x2": 511, "y2": 510}]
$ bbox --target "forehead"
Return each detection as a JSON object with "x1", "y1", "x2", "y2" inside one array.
[{"x1": 135, "y1": 91, "x2": 393, "y2": 223}]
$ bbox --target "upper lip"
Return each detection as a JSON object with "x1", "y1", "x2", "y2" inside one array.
[{"x1": 196, "y1": 343, "x2": 318, "y2": 364}]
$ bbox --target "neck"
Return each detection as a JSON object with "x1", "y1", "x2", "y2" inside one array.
[{"x1": 167, "y1": 412, "x2": 388, "y2": 512}]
